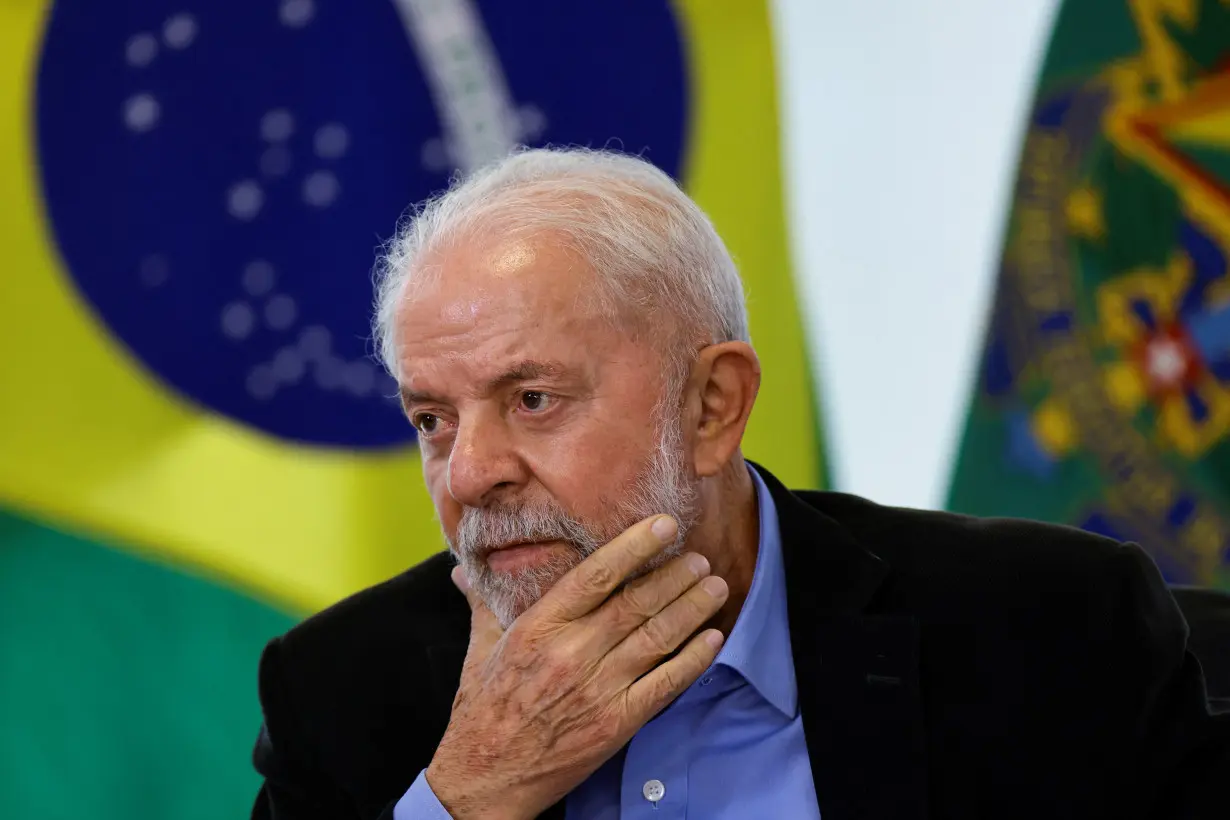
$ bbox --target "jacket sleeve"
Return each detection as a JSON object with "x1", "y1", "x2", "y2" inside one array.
[
  {"x1": 1103, "y1": 543, "x2": 1230, "y2": 819},
  {"x1": 251, "y1": 635, "x2": 360, "y2": 820}
]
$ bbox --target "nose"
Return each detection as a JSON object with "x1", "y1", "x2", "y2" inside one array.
[{"x1": 446, "y1": 410, "x2": 527, "y2": 507}]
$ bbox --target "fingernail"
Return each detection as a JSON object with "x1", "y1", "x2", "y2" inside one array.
[
  {"x1": 684, "y1": 553, "x2": 709, "y2": 577},
  {"x1": 704, "y1": 630, "x2": 724, "y2": 650},
  {"x1": 651, "y1": 515, "x2": 677, "y2": 542},
  {"x1": 701, "y1": 576, "x2": 727, "y2": 597},
  {"x1": 451, "y1": 566, "x2": 470, "y2": 591}
]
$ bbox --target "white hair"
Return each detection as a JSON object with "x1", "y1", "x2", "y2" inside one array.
[
  {"x1": 371, "y1": 146, "x2": 750, "y2": 388},
  {"x1": 450, "y1": 406, "x2": 697, "y2": 626}
]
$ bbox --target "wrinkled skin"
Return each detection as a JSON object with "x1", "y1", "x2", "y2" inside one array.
[{"x1": 394, "y1": 231, "x2": 762, "y2": 818}]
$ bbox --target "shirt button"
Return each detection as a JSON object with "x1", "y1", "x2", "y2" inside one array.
[
  {"x1": 642, "y1": 779, "x2": 666, "y2": 803},
  {"x1": 700, "y1": 675, "x2": 713, "y2": 686}
]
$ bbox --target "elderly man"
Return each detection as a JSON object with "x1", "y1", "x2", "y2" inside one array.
[{"x1": 251, "y1": 148, "x2": 1227, "y2": 820}]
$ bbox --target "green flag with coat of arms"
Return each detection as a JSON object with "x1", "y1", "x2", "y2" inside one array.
[{"x1": 948, "y1": 0, "x2": 1230, "y2": 590}]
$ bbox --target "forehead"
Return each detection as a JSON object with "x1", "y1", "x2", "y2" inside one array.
[
  {"x1": 393, "y1": 233, "x2": 635, "y2": 387},
  {"x1": 407, "y1": 232, "x2": 593, "y2": 317}
]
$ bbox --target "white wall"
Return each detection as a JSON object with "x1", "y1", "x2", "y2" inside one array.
[{"x1": 771, "y1": 0, "x2": 1061, "y2": 508}]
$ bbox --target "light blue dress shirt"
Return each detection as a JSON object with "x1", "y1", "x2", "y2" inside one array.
[{"x1": 396, "y1": 464, "x2": 819, "y2": 819}]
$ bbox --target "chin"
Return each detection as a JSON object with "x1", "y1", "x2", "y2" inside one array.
[
  {"x1": 481, "y1": 586, "x2": 546, "y2": 629},
  {"x1": 472, "y1": 556, "x2": 579, "y2": 628}
]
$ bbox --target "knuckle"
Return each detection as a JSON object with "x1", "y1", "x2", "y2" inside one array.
[
  {"x1": 618, "y1": 580, "x2": 656, "y2": 620},
  {"x1": 502, "y1": 622, "x2": 529, "y2": 650},
  {"x1": 638, "y1": 616, "x2": 677, "y2": 657},
  {"x1": 504, "y1": 624, "x2": 546, "y2": 660},
  {"x1": 583, "y1": 560, "x2": 617, "y2": 593},
  {"x1": 539, "y1": 636, "x2": 570, "y2": 667},
  {"x1": 655, "y1": 665, "x2": 683, "y2": 698}
]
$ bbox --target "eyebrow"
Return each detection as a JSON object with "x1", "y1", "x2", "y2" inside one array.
[{"x1": 399, "y1": 359, "x2": 575, "y2": 408}]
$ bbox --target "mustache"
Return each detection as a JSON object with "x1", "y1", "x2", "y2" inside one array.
[{"x1": 452, "y1": 499, "x2": 601, "y2": 560}]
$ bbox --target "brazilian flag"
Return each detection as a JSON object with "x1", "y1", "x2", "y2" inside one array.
[
  {"x1": 948, "y1": 0, "x2": 1230, "y2": 590},
  {"x1": 0, "y1": 1, "x2": 825, "y2": 817}
]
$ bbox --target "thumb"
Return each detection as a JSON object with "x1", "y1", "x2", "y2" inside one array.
[{"x1": 451, "y1": 565, "x2": 503, "y2": 662}]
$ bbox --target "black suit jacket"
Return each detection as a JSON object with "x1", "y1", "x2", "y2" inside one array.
[{"x1": 251, "y1": 466, "x2": 1230, "y2": 819}]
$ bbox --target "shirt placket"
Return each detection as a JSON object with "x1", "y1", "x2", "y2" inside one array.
[{"x1": 618, "y1": 697, "x2": 697, "y2": 817}]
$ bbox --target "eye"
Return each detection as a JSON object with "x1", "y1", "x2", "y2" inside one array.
[
  {"x1": 518, "y1": 391, "x2": 553, "y2": 413},
  {"x1": 412, "y1": 413, "x2": 440, "y2": 434}
]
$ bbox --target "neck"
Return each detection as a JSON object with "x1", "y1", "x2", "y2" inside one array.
[{"x1": 686, "y1": 456, "x2": 759, "y2": 637}]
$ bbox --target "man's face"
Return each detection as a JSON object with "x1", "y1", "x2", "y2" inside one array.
[{"x1": 394, "y1": 233, "x2": 698, "y2": 625}]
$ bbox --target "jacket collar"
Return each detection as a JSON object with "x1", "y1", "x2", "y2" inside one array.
[{"x1": 431, "y1": 464, "x2": 929, "y2": 820}]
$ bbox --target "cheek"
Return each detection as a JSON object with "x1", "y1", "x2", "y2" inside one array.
[
  {"x1": 424, "y1": 461, "x2": 461, "y2": 536},
  {"x1": 533, "y1": 428, "x2": 654, "y2": 518}
]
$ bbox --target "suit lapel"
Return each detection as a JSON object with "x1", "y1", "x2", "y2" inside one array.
[
  {"x1": 427, "y1": 466, "x2": 929, "y2": 820},
  {"x1": 759, "y1": 466, "x2": 930, "y2": 820}
]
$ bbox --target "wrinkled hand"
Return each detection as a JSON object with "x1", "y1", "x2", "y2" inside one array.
[{"x1": 425, "y1": 515, "x2": 728, "y2": 820}]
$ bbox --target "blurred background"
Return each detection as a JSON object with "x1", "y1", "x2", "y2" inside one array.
[
  {"x1": 2, "y1": 0, "x2": 1228, "y2": 817},
  {"x1": 777, "y1": 0, "x2": 1057, "y2": 509}
]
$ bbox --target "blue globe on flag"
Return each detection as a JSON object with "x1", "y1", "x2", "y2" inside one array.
[{"x1": 36, "y1": 0, "x2": 687, "y2": 448}]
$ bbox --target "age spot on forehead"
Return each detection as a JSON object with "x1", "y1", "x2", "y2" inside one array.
[{"x1": 488, "y1": 239, "x2": 538, "y2": 277}]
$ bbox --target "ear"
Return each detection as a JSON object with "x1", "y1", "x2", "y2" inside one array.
[{"x1": 686, "y1": 341, "x2": 761, "y2": 478}]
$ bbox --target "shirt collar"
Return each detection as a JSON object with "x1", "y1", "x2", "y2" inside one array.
[{"x1": 709, "y1": 462, "x2": 798, "y2": 718}]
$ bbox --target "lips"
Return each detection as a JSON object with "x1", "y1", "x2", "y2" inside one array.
[
  {"x1": 483, "y1": 538, "x2": 551, "y2": 558},
  {"x1": 484, "y1": 540, "x2": 564, "y2": 573}
]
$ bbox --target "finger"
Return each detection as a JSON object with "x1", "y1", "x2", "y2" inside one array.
[
  {"x1": 582, "y1": 551, "x2": 712, "y2": 654},
  {"x1": 607, "y1": 574, "x2": 728, "y2": 677},
  {"x1": 452, "y1": 565, "x2": 503, "y2": 666},
  {"x1": 537, "y1": 515, "x2": 679, "y2": 623},
  {"x1": 624, "y1": 629, "x2": 725, "y2": 724}
]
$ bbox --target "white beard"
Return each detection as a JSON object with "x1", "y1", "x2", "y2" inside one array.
[{"x1": 447, "y1": 414, "x2": 700, "y2": 627}]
